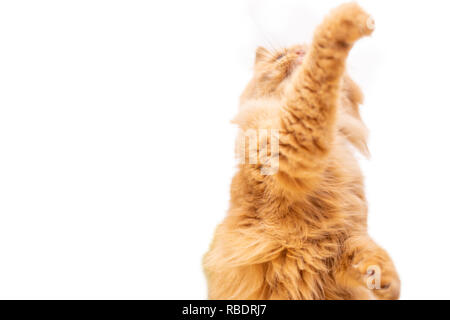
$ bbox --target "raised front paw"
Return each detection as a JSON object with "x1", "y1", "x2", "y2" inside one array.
[
  {"x1": 321, "y1": 2, "x2": 374, "y2": 45},
  {"x1": 353, "y1": 254, "x2": 401, "y2": 300}
]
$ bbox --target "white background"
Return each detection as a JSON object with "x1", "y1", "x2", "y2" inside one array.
[{"x1": 0, "y1": 0, "x2": 449, "y2": 299}]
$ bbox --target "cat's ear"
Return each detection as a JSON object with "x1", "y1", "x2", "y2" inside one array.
[{"x1": 255, "y1": 46, "x2": 270, "y2": 65}]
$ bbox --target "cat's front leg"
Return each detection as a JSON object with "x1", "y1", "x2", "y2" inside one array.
[
  {"x1": 277, "y1": 3, "x2": 374, "y2": 191},
  {"x1": 336, "y1": 236, "x2": 401, "y2": 300},
  {"x1": 286, "y1": 2, "x2": 374, "y2": 102}
]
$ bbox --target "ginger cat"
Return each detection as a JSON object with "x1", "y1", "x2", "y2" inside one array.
[{"x1": 203, "y1": 3, "x2": 400, "y2": 300}]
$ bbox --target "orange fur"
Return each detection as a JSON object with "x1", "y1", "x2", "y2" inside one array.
[{"x1": 203, "y1": 3, "x2": 400, "y2": 300}]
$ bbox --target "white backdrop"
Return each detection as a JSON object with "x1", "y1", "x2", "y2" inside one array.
[{"x1": 1, "y1": 0, "x2": 449, "y2": 299}]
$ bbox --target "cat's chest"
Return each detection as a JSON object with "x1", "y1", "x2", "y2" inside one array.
[{"x1": 261, "y1": 184, "x2": 359, "y2": 247}]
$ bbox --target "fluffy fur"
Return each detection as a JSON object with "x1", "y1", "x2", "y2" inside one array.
[{"x1": 203, "y1": 3, "x2": 400, "y2": 300}]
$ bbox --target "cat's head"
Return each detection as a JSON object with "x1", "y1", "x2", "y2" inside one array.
[
  {"x1": 240, "y1": 45, "x2": 307, "y2": 101},
  {"x1": 239, "y1": 45, "x2": 369, "y2": 157}
]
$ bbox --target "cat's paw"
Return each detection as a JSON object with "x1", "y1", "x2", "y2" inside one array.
[
  {"x1": 352, "y1": 255, "x2": 400, "y2": 300},
  {"x1": 321, "y1": 2, "x2": 374, "y2": 45}
]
